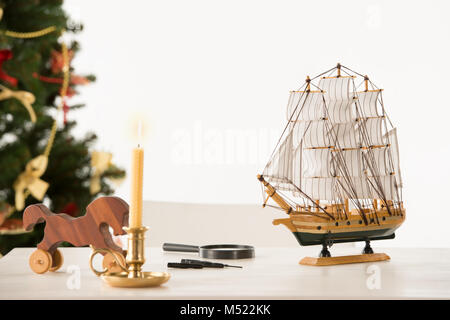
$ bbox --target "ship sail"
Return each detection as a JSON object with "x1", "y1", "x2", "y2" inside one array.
[{"x1": 261, "y1": 64, "x2": 403, "y2": 224}]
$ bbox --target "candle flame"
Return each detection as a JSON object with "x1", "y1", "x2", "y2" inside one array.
[{"x1": 126, "y1": 113, "x2": 150, "y2": 145}]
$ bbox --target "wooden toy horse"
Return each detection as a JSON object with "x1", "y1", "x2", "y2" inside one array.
[{"x1": 23, "y1": 196, "x2": 129, "y2": 274}]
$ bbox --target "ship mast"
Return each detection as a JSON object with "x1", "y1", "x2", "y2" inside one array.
[
  {"x1": 306, "y1": 75, "x2": 321, "y2": 213},
  {"x1": 363, "y1": 74, "x2": 379, "y2": 214},
  {"x1": 336, "y1": 63, "x2": 351, "y2": 216}
]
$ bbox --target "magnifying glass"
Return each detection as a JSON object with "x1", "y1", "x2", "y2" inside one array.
[{"x1": 162, "y1": 243, "x2": 255, "y2": 259}]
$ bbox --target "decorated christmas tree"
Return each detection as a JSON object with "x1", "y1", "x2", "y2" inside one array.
[{"x1": 0, "y1": 0, "x2": 125, "y2": 256}]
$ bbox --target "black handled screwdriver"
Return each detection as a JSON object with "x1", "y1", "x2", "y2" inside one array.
[
  {"x1": 167, "y1": 262, "x2": 204, "y2": 269},
  {"x1": 181, "y1": 259, "x2": 242, "y2": 268}
]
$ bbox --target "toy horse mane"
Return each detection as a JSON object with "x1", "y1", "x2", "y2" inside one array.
[{"x1": 23, "y1": 196, "x2": 129, "y2": 255}]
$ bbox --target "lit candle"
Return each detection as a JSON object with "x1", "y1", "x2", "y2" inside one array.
[{"x1": 130, "y1": 121, "x2": 144, "y2": 228}]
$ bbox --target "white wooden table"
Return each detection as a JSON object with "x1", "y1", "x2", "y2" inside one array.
[{"x1": 0, "y1": 247, "x2": 449, "y2": 299}]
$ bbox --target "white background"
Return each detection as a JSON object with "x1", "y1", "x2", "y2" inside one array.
[{"x1": 64, "y1": 0, "x2": 450, "y2": 247}]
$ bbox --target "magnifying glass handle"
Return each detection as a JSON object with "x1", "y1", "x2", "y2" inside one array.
[{"x1": 162, "y1": 243, "x2": 200, "y2": 253}]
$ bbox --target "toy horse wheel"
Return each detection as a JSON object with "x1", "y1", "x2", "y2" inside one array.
[
  {"x1": 102, "y1": 250, "x2": 127, "y2": 273},
  {"x1": 49, "y1": 249, "x2": 64, "y2": 272},
  {"x1": 29, "y1": 249, "x2": 52, "y2": 274}
]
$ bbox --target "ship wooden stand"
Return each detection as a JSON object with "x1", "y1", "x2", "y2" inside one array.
[{"x1": 258, "y1": 63, "x2": 405, "y2": 266}]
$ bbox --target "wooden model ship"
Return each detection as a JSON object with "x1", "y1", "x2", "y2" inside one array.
[{"x1": 258, "y1": 64, "x2": 405, "y2": 265}]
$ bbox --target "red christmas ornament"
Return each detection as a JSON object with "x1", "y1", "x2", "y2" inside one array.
[
  {"x1": 65, "y1": 86, "x2": 76, "y2": 98},
  {"x1": 50, "y1": 49, "x2": 74, "y2": 74},
  {"x1": 0, "y1": 219, "x2": 23, "y2": 231},
  {"x1": 61, "y1": 201, "x2": 79, "y2": 217},
  {"x1": 70, "y1": 74, "x2": 90, "y2": 85},
  {"x1": 31, "y1": 48, "x2": 90, "y2": 125},
  {"x1": 62, "y1": 98, "x2": 70, "y2": 124},
  {"x1": 32, "y1": 72, "x2": 61, "y2": 84},
  {"x1": 32, "y1": 73, "x2": 89, "y2": 86},
  {"x1": 0, "y1": 50, "x2": 18, "y2": 87}
]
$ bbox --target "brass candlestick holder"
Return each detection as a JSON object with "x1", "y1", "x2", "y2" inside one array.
[{"x1": 90, "y1": 226, "x2": 170, "y2": 288}]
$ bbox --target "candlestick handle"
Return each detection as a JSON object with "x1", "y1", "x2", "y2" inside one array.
[{"x1": 89, "y1": 246, "x2": 128, "y2": 276}]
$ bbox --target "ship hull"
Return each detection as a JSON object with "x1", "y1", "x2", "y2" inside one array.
[
  {"x1": 273, "y1": 208, "x2": 405, "y2": 247},
  {"x1": 292, "y1": 227, "x2": 396, "y2": 246}
]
